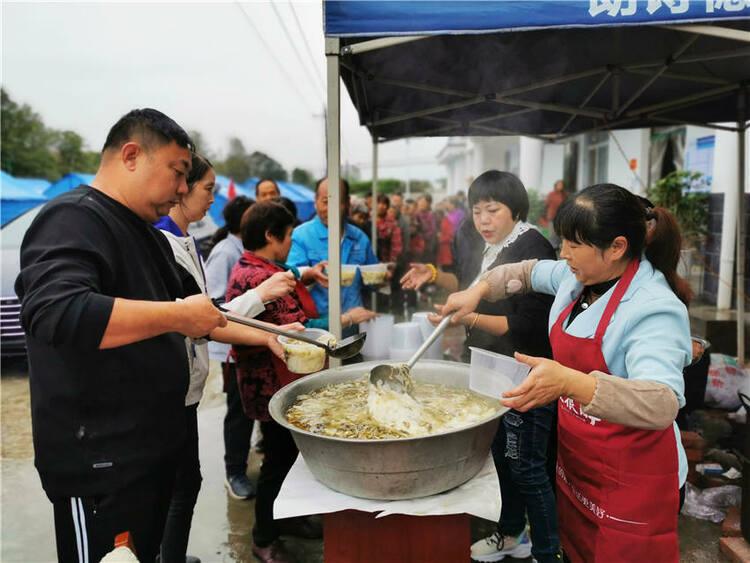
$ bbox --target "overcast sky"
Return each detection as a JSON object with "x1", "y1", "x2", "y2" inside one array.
[{"x1": 2, "y1": 1, "x2": 448, "y2": 183}]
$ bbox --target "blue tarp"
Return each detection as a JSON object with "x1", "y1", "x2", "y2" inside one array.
[
  {"x1": 325, "y1": 0, "x2": 749, "y2": 36},
  {"x1": 44, "y1": 173, "x2": 96, "y2": 199},
  {"x1": 1, "y1": 171, "x2": 49, "y2": 227},
  {"x1": 206, "y1": 177, "x2": 316, "y2": 228}
]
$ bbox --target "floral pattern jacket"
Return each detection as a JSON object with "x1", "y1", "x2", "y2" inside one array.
[{"x1": 226, "y1": 251, "x2": 316, "y2": 421}]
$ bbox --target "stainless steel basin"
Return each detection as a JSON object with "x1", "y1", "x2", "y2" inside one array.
[{"x1": 268, "y1": 359, "x2": 506, "y2": 500}]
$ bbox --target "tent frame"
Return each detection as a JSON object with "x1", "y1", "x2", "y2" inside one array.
[{"x1": 325, "y1": 23, "x2": 748, "y2": 363}]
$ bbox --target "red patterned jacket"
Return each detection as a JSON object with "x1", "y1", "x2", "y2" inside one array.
[{"x1": 226, "y1": 251, "x2": 316, "y2": 421}]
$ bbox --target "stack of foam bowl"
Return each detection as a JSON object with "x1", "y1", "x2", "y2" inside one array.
[
  {"x1": 411, "y1": 312, "x2": 443, "y2": 360},
  {"x1": 390, "y1": 322, "x2": 423, "y2": 361},
  {"x1": 360, "y1": 314, "x2": 394, "y2": 360}
]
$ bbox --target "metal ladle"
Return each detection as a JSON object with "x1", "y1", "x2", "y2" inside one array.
[
  {"x1": 220, "y1": 307, "x2": 366, "y2": 360},
  {"x1": 369, "y1": 314, "x2": 453, "y2": 394}
]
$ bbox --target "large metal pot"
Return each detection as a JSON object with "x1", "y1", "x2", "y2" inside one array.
[{"x1": 268, "y1": 359, "x2": 506, "y2": 500}]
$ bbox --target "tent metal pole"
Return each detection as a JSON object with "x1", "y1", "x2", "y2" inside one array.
[
  {"x1": 326, "y1": 36, "x2": 342, "y2": 366},
  {"x1": 380, "y1": 124, "x2": 460, "y2": 142},
  {"x1": 736, "y1": 93, "x2": 746, "y2": 365},
  {"x1": 660, "y1": 24, "x2": 750, "y2": 44},
  {"x1": 649, "y1": 116, "x2": 739, "y2": 132},
  {"x1": 371, "y1": 138, "x2": 379, "y2": 312},
  {"x1": 370, "y1": 97, "x2": 485, "y2": 127},
  {"x1": 558, "y1": 71, "x2": 613, "y2": 136},
  {"x1": 615, "y1": 35, "x2": 698, "y2": 118},
  {"x1": 371, "y1": 67, "x2": 607, "y2": 102},
  {"x1": 342, "y1": 35, "x2": 428, "y2": 56},
  {"x1": 625, "y1": 68, "x2": 731, "y2": 86},
  {"x1": 626, "y1": 46, "x2": 750, "y2": 68},
  {"x1": 626, "y1": 84, "x2": 738, "y2": 116}
]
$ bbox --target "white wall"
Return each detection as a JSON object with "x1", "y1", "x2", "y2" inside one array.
[
  {"x1": 540, "y1": 143, "x2": 564, "y2": 193},
  {"x1": 606, "y1": 129, "x2": 646, "y2": 193}
]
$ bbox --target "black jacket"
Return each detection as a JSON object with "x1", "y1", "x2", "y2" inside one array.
[
  {"x1": 16, "y1": 186, "x2": 193, "y2": 498},
  {"x1": 453, "y1": 220, "x2": 556, "y2": 361}
]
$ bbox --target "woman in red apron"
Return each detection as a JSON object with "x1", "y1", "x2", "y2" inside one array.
[{"x1": 442, "y1": 184, "x2": 693, "y2": 562}]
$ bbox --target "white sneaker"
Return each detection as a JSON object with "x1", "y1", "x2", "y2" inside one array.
[{"x1": 470, "y1": 529, "x2": 532, "y2": 562}]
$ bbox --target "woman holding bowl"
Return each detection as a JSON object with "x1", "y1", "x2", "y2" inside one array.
[
  {"x1": 401, "y1": 170, "x2": 559, "y2": 563},
  {"x1": 441, "y1": 184, "x2": 692, "y2": 562}
]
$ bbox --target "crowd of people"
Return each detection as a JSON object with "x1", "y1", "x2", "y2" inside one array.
[{"x1": 16, "y1": 107, "x2": 694, "y2": 563}]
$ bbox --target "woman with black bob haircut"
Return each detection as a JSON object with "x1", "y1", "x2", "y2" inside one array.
[
  {"x1": 441, "y1": 183, "x2": 693, "y2": 562},
  {"x1": 402, "y1": 170, "x2": 560, "y2": 563}
]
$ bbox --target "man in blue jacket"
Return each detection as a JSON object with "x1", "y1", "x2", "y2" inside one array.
[{"x1": 287, "y1": 177, "x2": 377, "y2": 334}]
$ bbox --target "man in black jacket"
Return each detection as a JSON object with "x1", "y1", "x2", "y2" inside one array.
[{"x1": 15, "y1": 108, "x2": 227, "y2": 563}]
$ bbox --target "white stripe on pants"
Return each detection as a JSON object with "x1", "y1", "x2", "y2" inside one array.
[{"x1": 70, "y1": 497, "x2": 89, "y2": 563}]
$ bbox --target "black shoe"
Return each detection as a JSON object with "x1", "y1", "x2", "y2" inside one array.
[
  {"x1": 225, "y1": 474, "x2": 255, "y2": 500},
  {"x1": 186, "y1": 557, "x2": 201, "y2": 563}
]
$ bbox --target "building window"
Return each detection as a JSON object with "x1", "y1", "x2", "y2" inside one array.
[{"x1": 586, "y1": 132, "x2": 609, "y2": 185}]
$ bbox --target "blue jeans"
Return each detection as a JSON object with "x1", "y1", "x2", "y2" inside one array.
[{"x1": 493, "y1": 402, "x2": 560, "y2": 563}]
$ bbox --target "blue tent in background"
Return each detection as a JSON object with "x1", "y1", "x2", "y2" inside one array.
[
  {"x1": 1, "y1": 171, "x2": 49, "y2": 227},
  {"x1": 206, "y1": 176, "x2": 316, "y2": 228},
  {"x1": 241, "y1": 178, "x2": 315, "y2": 221},
  {"x1": 44, "y1": 173, "x2": 96, "y2": 199}
]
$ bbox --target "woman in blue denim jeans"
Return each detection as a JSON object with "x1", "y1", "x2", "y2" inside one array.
[{"x1": 402, "y1": 171, "x2": 560, "y2": 563}]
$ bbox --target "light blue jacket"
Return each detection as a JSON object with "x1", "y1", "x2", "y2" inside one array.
[
  {"x1": 532, "y1": 258, "x2": 692, "y2": 486},
  {"x1": 287, "y1": 216, "x2": 378, "y2": 318}
]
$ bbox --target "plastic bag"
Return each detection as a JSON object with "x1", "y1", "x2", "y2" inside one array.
[
  {"x1": 680, "y1": 482, "x2": 742, "y2": 523},
  {"x1": 704, "y1": 354, "x2": 749, "y2": 410}
]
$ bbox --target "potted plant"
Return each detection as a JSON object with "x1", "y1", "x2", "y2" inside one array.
[{"x1": 646, "y1": 170, "x2": 710, "y2": 276}]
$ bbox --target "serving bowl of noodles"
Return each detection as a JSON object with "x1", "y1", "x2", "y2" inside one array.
[{"x1": 269, "y1": 359, "x2": 507, "y2": 500}]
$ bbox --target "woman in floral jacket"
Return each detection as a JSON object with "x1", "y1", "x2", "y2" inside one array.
[{"x1": 226, "y1": 200, "x2": 314, "y2": 563}]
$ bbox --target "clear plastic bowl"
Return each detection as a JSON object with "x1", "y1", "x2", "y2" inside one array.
[
  {"x1": 391, "y1": 322, "x2": 423, "y2": 349},
  {"x1": 279, "y1": 328, "x2": 333, "y2": 374},
  {"x1": 325, "y1": 264, "x2": 358, "y2": 287},
  {"x1": 360, "y1": 263, "x2": 388, "y2": 286},
  {"x1": 469, "y1": 346, "x2": 530, "y2": 399}
]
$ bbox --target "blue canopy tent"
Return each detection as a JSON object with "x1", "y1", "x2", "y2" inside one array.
[
  {"x1": 1, "y1": 172, "x2": 48, "y2": 227},
  {"x1": 44, "y1": 172, "x2": 96, "y2": 199},
  {"x1": 242, "y1": 178, "x2": 316, "y2": 221},
  {"x1": 321, "y1": 0, "x2": 750, "y2": 357}
]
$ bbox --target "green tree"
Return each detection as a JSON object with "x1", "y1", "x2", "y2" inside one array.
[
  {"x1": 291, "y1": 167, "x2": 315, "y2": 188},
  {"x1": 55, "y1": 130, "x2": 98, "y2": 174},
  {"x1": 349, "y1": 178, "x2": 405, "y2": 195},
  {"x1": 1, "y1": 88, "x2": 59, "y2": 179},
  {"x1": 248, "y1": 151, "x2": 287, "y2": 181},
  {"x1": 214, "y1": 137, "x2": 251, "y2": 183}
]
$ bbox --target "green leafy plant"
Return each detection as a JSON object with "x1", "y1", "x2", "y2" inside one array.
[{"x1": 646, "y1": 170, "x2": 709, "y2": 247}]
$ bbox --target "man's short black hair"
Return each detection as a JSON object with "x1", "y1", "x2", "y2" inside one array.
[
  {"x1": 314, "y1": 177, "x2": 350, "y2": 199},
  {"x1": 102, "y1": 108, "x2": 194, "y2": 154}
]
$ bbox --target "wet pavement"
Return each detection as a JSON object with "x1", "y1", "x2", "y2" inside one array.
[{"x1": 0, "y1": 349, "x2": 728, "y2": 562}]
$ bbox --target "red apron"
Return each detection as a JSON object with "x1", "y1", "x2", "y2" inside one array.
[{"x1": 550, "y1": 259, "x2": 679, "y2": 562}]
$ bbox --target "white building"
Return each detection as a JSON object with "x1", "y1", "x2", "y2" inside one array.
[{"x1": 437, "y1": 125, "x2": 749, "y2": 311}]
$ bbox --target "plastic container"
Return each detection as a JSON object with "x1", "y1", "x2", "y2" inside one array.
[
  {"x1": 326, "y1": 264, "x2": 358, "y2": 287},
  {"x1": 360, "y1": 314, "x2": 394, "y2": 359},
  {"x1": 390, "y1": 346, "x2": 420, "y2": 361},
  {"x1": 360, "y1": 263, "x2": 388, "y2": 286},
  {"x1": 391, "y1": 322, "x2": 423, "y2": 350},
  {"x1": 278, "y1": 329, "x2": 333, "y2": 374},
  {"x1": 411, "y1": 312, "x2": 443, "y2": 360},
  {"x1": 469, "y1": 346, "x2": 530, "y2": 400}
]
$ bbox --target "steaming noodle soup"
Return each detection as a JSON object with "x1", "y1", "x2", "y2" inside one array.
[{"x1": 286, "y1": 375, "x2": 500, "y2": 439}]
